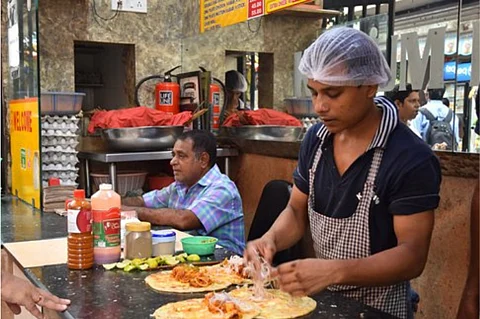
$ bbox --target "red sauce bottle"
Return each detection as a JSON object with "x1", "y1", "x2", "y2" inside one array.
[{"x1": 67, "y1": 189, "x2": 93, "y2": 270}]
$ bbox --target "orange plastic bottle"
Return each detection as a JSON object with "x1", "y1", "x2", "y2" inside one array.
[
  {"x1": 91, "y1": 183, "x2": 121, "y2": 264},
  {"x1": 67, "y1": 189, "x2": 93, "y2": 270}
]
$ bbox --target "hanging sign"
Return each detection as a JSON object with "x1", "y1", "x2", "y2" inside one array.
[
  {"x1": 9, "y1": 98, "x2": 41, "y2": 209},
  {"x1": 264, "y1": 0, "x2": 308, "y2": 14},
  {"x1": 200, "y1": 0, "x2": 308, "y2": 33}
]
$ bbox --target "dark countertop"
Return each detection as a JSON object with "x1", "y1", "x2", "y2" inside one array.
[
  {"x1": 2, "y1": 196, "x2": 395, "y2": 319},
  {"x1": 26, "y1": 263, "x2": 395, "y2": 319},
  {"x1": 1, "y1": 196, "x2": 68, "y2": 243}
]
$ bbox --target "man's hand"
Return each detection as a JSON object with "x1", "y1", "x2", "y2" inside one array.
[
  {"x1": 1, "y1": 272, "x2": 71, "y2": 319},
  {"x1": 121, "y1": 196, "x2": 144, "y2": 207},
  {"x1": 272, "y1": 258, "x2": 339, "y2": 297},
  {"x1": 244, "y1": 235, "x2": 277, "y2": 266}
]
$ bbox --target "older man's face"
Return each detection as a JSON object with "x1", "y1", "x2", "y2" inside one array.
[
  {"x1": 307, "y1": 79, "x2": 378, "y2": 134},
  {"x1": 170, "y1": 138, "x2": 207, "y2": 187}
]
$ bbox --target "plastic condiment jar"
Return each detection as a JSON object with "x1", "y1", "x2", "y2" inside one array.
[
  {"x1": 124, "y1": 222, "x2": 152, "y2": 260},
  {"x1": 151, "y1": 230, "x2": 176, "y2": 256}
]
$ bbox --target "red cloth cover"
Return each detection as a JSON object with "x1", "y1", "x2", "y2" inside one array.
[
  {"x1": 222, "y1": 109, "x2": 302, "y2": 127},
  {"x1": 88, "y1": 106, "x2": 192, "y2": 133}
]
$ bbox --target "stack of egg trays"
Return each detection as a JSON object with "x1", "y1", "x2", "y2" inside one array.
[{"x1": 41, "y1": 115, "x2": 80, "y2": 187}]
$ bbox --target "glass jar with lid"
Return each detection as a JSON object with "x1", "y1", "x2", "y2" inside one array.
[{"x1": 124, "y1": 222, "x2": 152, "y2": 259}]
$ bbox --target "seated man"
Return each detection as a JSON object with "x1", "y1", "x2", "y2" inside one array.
[{"x1": 122, "y1": 130, "x2": 245, "y2": 255}]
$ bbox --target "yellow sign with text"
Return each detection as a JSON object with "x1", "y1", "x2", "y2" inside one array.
[
  {"x1": 265, "y1": 0, "x2": 309, "y2": 13},
  {"x1": 9, "y1": 98, "x2": 41, "y2": 209},
  {"x1": 200, "y1": 0, "x2": 309, "y2": 33},
  {"x1": 200, "y1": 0, "x2": 264, "y2": 33}
]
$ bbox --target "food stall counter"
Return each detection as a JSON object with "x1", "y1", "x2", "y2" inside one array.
[
  {"x1": 1, "y1": 197, "x2": 395, "y2": 319},
  {"x1": 77, "y1": 148, "x2": 239, "y2": 196}
]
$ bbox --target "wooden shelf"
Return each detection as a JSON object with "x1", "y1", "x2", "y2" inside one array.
[{"x1": 269, "y1": 4, "x2": 341, "y2": 18}]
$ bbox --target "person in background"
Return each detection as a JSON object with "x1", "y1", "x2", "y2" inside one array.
[
  {"x1": 411, "y1": 88, "x2": 460, "y2": 150},
  {"x1": 221, "y1": 70, "x2": 249, "y2": 123},
  {"x1": 456, "y1": 183, "x2": 479, "y2": 319},
  {"x1": 1, "y1": 270, "x2": 70, "y2": 319},
  {"x1": 245, "y1": 27, "x2": 441, "y2": 319},
  {"x1": 386, "y1": 84, "x2": 421, "y2": 137},
  {"x1": 121, "y1": 130, "x2": 245, "y2": 255},
  {"x1": 443, "y1": 97, "x2": 464, "y2": 140}
]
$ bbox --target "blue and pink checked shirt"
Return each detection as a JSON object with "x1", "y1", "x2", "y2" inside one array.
[{"x1": 142, "y1": 165, "x2": 245, "y2": 255}]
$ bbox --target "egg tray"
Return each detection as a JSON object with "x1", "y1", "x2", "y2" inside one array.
[
  {"x1": 42, "y1": 146, "x2": 77, "y2": 153},
  {"x1": 42, "y1": 164, "x2": 79, "y2": 171},
  {"x1": 42, "y1": 115, "x2": 80, "y2": 124},
  {"x1": 42, "y1": 171, "x2": 79, "y2": 181},
  {"x1": 41, "y1": 129, "x2": 79, "y2": 137},
  {"x1": 42, "y1": 153, "x2": 79, "y2": 164}
]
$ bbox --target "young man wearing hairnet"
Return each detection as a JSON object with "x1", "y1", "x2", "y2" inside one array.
[
  {"x1": 245, "y1": 27, "x2": 441, "y2": 319},
  {"x1": 224, "y1": 70, "x2": 249, "y2": 116}
]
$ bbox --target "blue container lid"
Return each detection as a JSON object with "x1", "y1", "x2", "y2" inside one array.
[{"x1": 151, "y1": 230, "x2": 176, "y2": 243}]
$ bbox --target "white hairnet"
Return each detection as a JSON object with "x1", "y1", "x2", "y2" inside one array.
[
  {"x1": 299, "y1": 27, "x2": 391, "y2": 87},
  {"x1": 225, "y1": 70, "x2": 247, "y2": 93}
]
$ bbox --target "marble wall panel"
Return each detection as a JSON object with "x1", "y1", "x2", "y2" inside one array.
[{"x1": 182, "y1": 15, "x2": 321, "y2": 108}]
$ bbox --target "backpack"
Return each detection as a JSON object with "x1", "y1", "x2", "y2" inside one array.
[{"x1": 419, "y1": 107, "x2": 456, "y2": 150}]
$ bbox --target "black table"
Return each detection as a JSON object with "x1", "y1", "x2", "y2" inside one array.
[
  {"x1": 2, "y1": 196, "x2": 395, "y2": 319},
  {"x1": 26, "y1": 261, "x2": 395, "y2": 319}
]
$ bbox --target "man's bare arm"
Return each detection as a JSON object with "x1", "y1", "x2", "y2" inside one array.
[
  {"x1": 122, "y1": 196, "x2": 145, "y2": 207},
  {"x1": 133, "y1": 207, "x2": 202, "y2": 231}
]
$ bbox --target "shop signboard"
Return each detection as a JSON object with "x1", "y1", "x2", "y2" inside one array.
[
  {"x1": 264, "y1": 0, "x2": 307, "y2": 14},
  {"x1": 386, "y1": 20, "x2": 479, "y2": 91},
  {"x1": 200, "y1": 0, "x2": 308, "y2": 33},
  {"x1": 9, "y1": 98, "x2": 41, "y2": 209},
  {"x1": 444, "y1": 62, "x2": 471, "y2": 82}
]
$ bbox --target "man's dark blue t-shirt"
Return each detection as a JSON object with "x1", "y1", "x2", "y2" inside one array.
[{"x1": 294, "y1": 109, "x2": 441, "y2": 255}]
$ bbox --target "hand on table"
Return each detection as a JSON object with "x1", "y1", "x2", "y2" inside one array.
[
  {"x1": 1, "y1": 272, "x2": 70, "y2": 319},
  {"x1": 272, "y1": 258, "x2": 339, "y2": 297}
]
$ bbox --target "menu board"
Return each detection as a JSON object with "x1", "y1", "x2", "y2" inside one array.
[{"x1": 200, "y1": 0, "x2": 308, "y2": 33}]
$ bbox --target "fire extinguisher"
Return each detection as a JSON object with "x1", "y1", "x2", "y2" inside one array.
[
  {"x1": 199, "y1": 67, "x2": 226, "y2": 132},
  {"x1": 210, "y1": 82, "x2": 221, "y2": 131},
  {"x1": 134, "y1": 65, "x2": 181, "y2": 114},
  {"x1": 155, "y1": 66, "x2": 181, "y2": 114}
]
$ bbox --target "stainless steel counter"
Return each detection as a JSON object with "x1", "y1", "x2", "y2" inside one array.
[{"x1": 78, "y1": 148, "x2": 239, "y2": 195}]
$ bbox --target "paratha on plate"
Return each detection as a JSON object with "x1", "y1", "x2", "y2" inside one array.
[
  {"x1": 228, "y1": 286, "x2": 317, "y2": 319},
  {"x1": 153, "y1": 292, "x2": 260, "y2": 319},
  {"x1": 145, "y1": 265, "x2": 232, "y2": 293}
]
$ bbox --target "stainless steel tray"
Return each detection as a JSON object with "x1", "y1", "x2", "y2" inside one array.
[
  {"x1": 101, "y1": 126, "x2": 185, "y2": 152},
  {"x1": 219, "y1": 125, "x2": 303, "y2": 142}
]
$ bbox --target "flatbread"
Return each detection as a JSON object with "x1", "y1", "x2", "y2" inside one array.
[
  {"x1": 207, "y1": 262, "x2": 253, "y2": 285},
  {"x1": 229, "y1": 287, "x2": 317, "y2": 319},
  {"x1": 152, "y1": 296, "x2": 260, "y2": 319},
  {"x1": 145, "y1": 269, "x2": 231, "y2": 293}
]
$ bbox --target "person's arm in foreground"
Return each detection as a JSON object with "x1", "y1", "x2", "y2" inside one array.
[
  {"x1": 457, "y1": 184, "x2": 479, "y2": 319},
  {"x1": 1, "y1": 271, "x2": 71, "y2": 319},
  {"x1": 244, "y1": 185, "x2": 308, "y2": 264},
  {"x1": 274, "y1": 211, "x2": 434, "y2": 296},
  {"x1": 121, "y1": 187, "x2": 202, "y2": 230}
]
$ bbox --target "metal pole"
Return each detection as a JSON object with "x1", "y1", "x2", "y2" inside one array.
[
  {"x1": 85, "y1": 159, "x2": 91, "y2": 197},
  {"x1": 250, "y1": 53, "x2": 256, "y2": 110},
  {"x1": 386, "y1": 0, "x2": 395, "y2": 68},
  {"x1": 225, "y1": 157, "x2": 230, "y2": 177},
  {"x1": 109, "y1": 163, "x2": 117, "y2": 192},
  {"x1": 452, "y1": 0, "x2": 462, "y2": 151}
]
